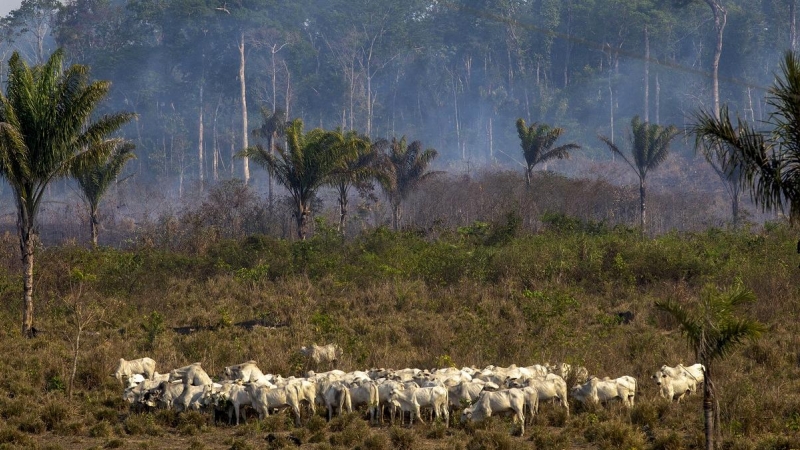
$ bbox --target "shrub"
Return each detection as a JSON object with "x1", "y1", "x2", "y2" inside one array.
[
  {"x1": 583, "y1": 419, "x2": 646, "y2": 450},
  {"x1": 359, "y1": 432, "x2": 391, "y2": 450},
  {"x1": 389, "y1": 426, "x2": 419, "y2": 450},
  {"x1": 465, "y1": 429, "x2": 522, "y2": 450},
  {"x1": 41, "y1": 400, "x2": 69, "y2": 431},
  {"x1": 329, "y1": 414, "x2": 369, "y2": 447},
  {"x1": 104, "y1": 438, "x2": 125, "y2": 449},
  {"x1": 89, "y1": 420, "x2": 113, "y2": 438}
]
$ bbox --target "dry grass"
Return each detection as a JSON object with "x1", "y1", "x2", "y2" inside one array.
[{"x1": 0, "y1": 217, "x2": 797, "y2": 449}]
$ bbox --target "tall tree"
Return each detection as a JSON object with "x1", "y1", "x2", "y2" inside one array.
[
  {"x1": 515, "y1": 118, "x2": 580, "y2": 187},
  {"x1": 693, "y1": 51, "x2": 800, "y2": 223},
  {"x1": 322, "y1": 128, "x2": 377, "y2": 233},
  {"x1": 0, "y1": 49, "x2": 133, "y2": 336},
  {"x1": 241, "y1": 119, "x2": 345, "y2": 240},
  {"x1": 252, "y1": 106, "x2": 286, "y2": 207},
  {"x1": 377, "y1": 136, "x2": 439, "y2": 231},
  {"x1": 72, "y1": 140, "x2": 136, "y2": 247},
  {"x1": 4, "y1": 0, "x2": 62, "y2": 63},
  {"x1": 656, "y1": 284, "x2": 764, "y2": 450},
  {"x1": 599, "y1": 116, "x2": 679, "y2": 233}
]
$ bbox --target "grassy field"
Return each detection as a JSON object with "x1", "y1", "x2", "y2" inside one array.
[{"x1": 0, "y1": 217, "x2": 798, "y2": 450}]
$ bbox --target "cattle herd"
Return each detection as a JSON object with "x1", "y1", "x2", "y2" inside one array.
[{"x1": 113, "y1": 344, "x2": 706, "y2": 436}]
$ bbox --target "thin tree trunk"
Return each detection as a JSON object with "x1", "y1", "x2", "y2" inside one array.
[
  {"x1": 639, "y1": 178, "x2": 646, "y2": 234},
  {"x1": 791, "y1": 0, "x2": 797, "y2": 52},
  {"x1": 69, "y1": 330, "x2": 81, "y2": 398},
  {"x1": 704, "y1": 364, "x2": 715, "y2": 450},
  {"x1": 90, "y1": 204, "x2": 99, "y2": 248},
  {"x1": 297, "y1": 203, "x2": 309, "y2": 240},
  {"x1": 338, "y1": 185, "x2": 348, "y2": 233},
  {"x1": 20, "y1": 218, "x2": 35, "y2": 337},
  {"x1": 732, "y1": 189, "x2": 740, "y2": 229},
  {"x1": 644, "y1": 26, "x2": 650, "y2": 122},
  {"x1": 655, "y1": 72, "x2": 660, "y2": 125},
  {"x1": 706, "y1": 0, "x2": 727, "y2": 119},
  {"x1": 198, "y1": 82, "x2": 204, "y2": 185},
  {"x1": 392, "y1": 202, "x2": 401, "y2": 231},
  {"x1": 239, "y1": 32, "x2": 250, "y2": 184}
]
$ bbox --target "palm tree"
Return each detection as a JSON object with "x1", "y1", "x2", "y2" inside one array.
[
  {"x1": 377, "y1": 137, "x2": 439, "y2": 231},
  {"x1": 697, "y1": 129, "x2": 745, "y2": 228},
  {"x1": 252, "y1": 106, "x2": 286, "y2": 207},
  {"x1": 599, "y1": 116, "x2": 679, "y2": 233},
  {"x1": 515, "y1": 118, "x2": 581, "y2": 187},
  {"x1": 72, "y1": 140, "x2": 135, "y2": 247},
  {"x1": 693, "y1": 51, "x2": 800, "y2": 223},
  {"x1": 241, "y1": 119, "x2": 345, "y2": 240},
  {"x1": 322, "y1": 128, "x2": 377, "y2": 233},
  {"x1": 0, "y1": 49, "x2": 133, "y2": 337},
  {"x1": 656, "y1": 284, "x2": 764, "y2": 450}
]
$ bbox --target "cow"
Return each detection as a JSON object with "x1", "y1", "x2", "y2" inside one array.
[
  {"x1": 169, "y1": 362, "x2": 213, "y2": 386},
  {"x1": 224, "y1": 360, "x2": 266, "y2": 383},
  {"x1": 653, "y1": 363, "x2": 704, "y2": 402},
  {"x1": 246, "y1": 383, "x2": 303, "y2": 426},
  {"x1": 174, "y1": 384, "x2": 206, "y2": 412},
  {"x1": 299, "y1": 344, "x2": 342, "y2": 370},
  {"x1": 113, "y1": 357, "x2": 156, "y2": 386},
  {"x1": 211, "y1": 382, "x2": 252, "y2": 425},
  {"x1": 571, "y1": 376, "x2": 637, "y2": 408},
  {"x1": 320, "y1": 381, "x2": 352, "y2": 421},
  {"x1": 511, "y1": 374, "x2": 569, "y2": 416},
  {"x1": 461, "y1": 389, "x2": 526, "y2": 436},
  {"x1": 347, "y1": 380, "x2": 380, "y2": 424}
]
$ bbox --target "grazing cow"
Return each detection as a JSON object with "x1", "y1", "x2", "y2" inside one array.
[
  {"x1": 150, "y1": 380, "x2": 186, "y2": 409},
  {"x1": 461, "y1": 389, "x2": 526, "y2": 436},
  {"x1": 246, "y1": 383, "x2": 303, "y2": 426},
  {"x1": 299, "y1": 344, "x2": 342, "y2": 370},
  {"x1": 174, "y1": 384, "x2": 206, "y2": 412},
  {"x1": 224, "y1": 361, "x2": 266, "y2": 383},
  {"x1": 571, "y1": 376, "x2": 637, "y2": 408},
  {"x1": 347, "y1": 380, "x2": 380, "y2": 424},
  {"x1": 169, "y1": 362, "x2": 213, "y2": 386},
  {"x1": 212, "y1": 382, "x2": 252, "y2": 425},
  {"x1": 512, "y1": 374, "x2": 569, "y2": 416},
  {"x1": 113, "y1": 357, "x2": 156, "y2": 386},
  {"x1": 320, "y1": 381, "x2": 352, "y2": 421}
]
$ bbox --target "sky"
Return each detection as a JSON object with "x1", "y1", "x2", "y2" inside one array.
[{"x1": 0, "y1": 0, "x2": 22, "y2": 18}]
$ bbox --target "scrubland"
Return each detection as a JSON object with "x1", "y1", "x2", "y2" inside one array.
[{"x1": 0, "y1": 197, "x2": 798, "y2": 449}]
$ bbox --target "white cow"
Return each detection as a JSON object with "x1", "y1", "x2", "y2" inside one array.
[
  {"x1": 246, "y1": 383, "x2": 302, "y2": 426},
  {"x1": 348, "y1": 380, "x2": 380, "y2": 424},
  {"x1": 320, "y1": 381, "x2": 352, "y2": 421},
  {"x1": 113, "y1": 357, "x2": 156, "y2": 386},
  {"x1": 299, "y1": 344, "x2": 342, "y2": 369},
  {"x1": 174, "y1": 384, "x2": 206, "y2": 412},
  {"x1": 571, "y1": 376, "x2": 637, "y2": 408},
  {"x1": 152, "y1": 380, "x2": 187, "y2": 409},
  {"x1": 169, "y1": 362, "x2": 213, "y2": 386},
  {"x1": 212, "y1": 382, "x2": 252, "y2": 424},
  {"x1": 554, "y1": 363, "x2": 589, "y2": 384},
  {"x1": 512, "y1": 374, "x2": 569, "y2": 416},
  {"x1": 653, "y1": 364, "x2": 704, "y2": 402},
  {"x1": 224, "y1": 361, "x2": 266, "y2": 383},
  {"x1": 461, "y1": 389, "x2": 526, "y2": 436}
]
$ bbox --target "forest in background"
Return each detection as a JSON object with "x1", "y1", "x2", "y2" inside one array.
[{"x1": 0, "y1": 0, "x2": 792, "y2": 241}]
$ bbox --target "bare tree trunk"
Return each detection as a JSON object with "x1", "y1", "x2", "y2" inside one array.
[
  {"x1": 704, "y1": 364, "x2": 715, "y2": 450},
  {"x1": 706, "y1": 0, "x2": 727, "y2": 119},
  {"x1": 20, "y1": 216, "x2": 35, "y2": 337},
  {"x1": 212, "y1": 99, "x2": 221, "y2": 181},
  {"x1": 644, "y1": 26, "x2": 649, "y2": 122},
  {"x1": 239, "y1": 32, "x2": 250, "y2": 184},
  {"x1": 338, "y1": 185, "x2": 348, "y2": 233},
  {"x1": 69, "y1": 329, "x2": 81, "y2": 398},
  {"x1": 198, "y1": 83, "x2": 204, "y2": 186},
  {"x1": 639, "y1": 177, "x2": 646, "y2": 234},
  {"x1": 392, "y1": 202, "x2": 402, "y2": 231},
  {"x1": 90, "y1": 204, "x2": 99, "y2": 248},
  {"x1": 297, "y1": 203, "x2": 309, "y2": 240},
  {"x1": 655, "y1": 72, "x2": 660, "y2": 125},
  {"x1": 792, "y1": 0, "x2": 797, "y2": 52}
]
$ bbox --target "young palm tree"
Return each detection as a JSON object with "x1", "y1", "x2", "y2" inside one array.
[
  {"x1": 252, "y1": 106, "x2": 286, "y2": 207},
  {"x1": 693, "y1": 51, "x2": 800, "y2": 223},
  {"x1": 599, "y1": 116, "x2": 679, "y2": 233},
  {"x1": 656, "y1": 284, "x2": 765, "y2": 450},
  {"x1": 515, "y1": 118, "x2": 581, "y2": 187},
  {"x1": 322, "y1": 128, "x2": 377, "y2": 233},
  {"x1": 241, "y1": 119, "x2": 345, "y2": 240},
  {"x1": 72, "y1": 140, "x2": 135, "y2": 247},
  {"x1": 0, "y1": 49, "x2": 134, "y2": 337},
  {"x1": 377, "y1": 137, "x2": 439, "y2": 231}
]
